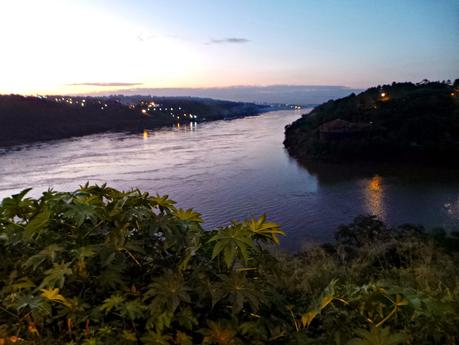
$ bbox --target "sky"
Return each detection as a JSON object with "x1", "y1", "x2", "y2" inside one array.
[{"x1": 0, "y1": 0, "x2": 458, "y2": 95}]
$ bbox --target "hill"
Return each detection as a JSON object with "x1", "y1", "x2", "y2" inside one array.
[{"x1": 284, "y1": 80, "x2": 459, "y2": 165}]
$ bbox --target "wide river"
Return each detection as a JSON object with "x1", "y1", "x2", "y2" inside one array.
[{"x1": 1, "y1": 110, "x2": 459, "y2": 250}]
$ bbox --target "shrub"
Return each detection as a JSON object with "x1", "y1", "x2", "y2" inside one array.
[{"x1": 0, "y1": 185, "x2": 458, "y2": 344}]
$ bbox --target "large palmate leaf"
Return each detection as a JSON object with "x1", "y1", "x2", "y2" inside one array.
[
  {"x1": 63, "y1": 202, "x2": 99, "y2": 226},
  {"x1": 243, "y1": 214, "x2": 285, "y2": 244},
  {"x1": 209, "y1": 225, "x2": 254, "y2": 268},
  {"x1": 200, "y1": 320, "x2": 241, "y2": 345},
  {"x1": 100, "y1": 294, "x2": 125, "y2": 314},
  {"x1": 40, "y1": 287, "x2": 71, "y2": 307},
  {"x1": 174, "y1": 208, "x2": 203, "y2": 223},
  {"x1": 144, "y1": 270, "x2": 191, "y2": 313},
  {"x1": 39, "y1": 262, "x2": 73, "y2": 289},
  {"x1": 216, "y1": 272, "x2": 262, "y2": 314},
  {"x1": 150, "y1": 194, "x2": 176, "y2": 214}
]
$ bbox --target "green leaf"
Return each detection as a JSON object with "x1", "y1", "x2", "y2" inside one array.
[
  {"x1": 40, "y1": 287, "x2": 70, "y2": 307},
  {"x1": 63, "y1": 202, "x2": 98, "y2": 226},
  {"x1": 209, "y1": 225, "x2": 254, "y2": 268},
  {"x1": 243, "y1": 214, "x2": 285, "y2": 244},
  {"x1": 121, "y1": 300, "x2": 145, "y2": 320},
  {"x1": 23, "y1": 206, "x2": 50, "y2": 240},
  {"x1": 176, "y1": 331, "x2": 193, "y2": 345},
  {"x1": 145, "y1": 270, "x2": 191, "y2": 313},
  {"x1": 174, "y1": 208, "x2": 203, "y2": 223},
  {"x1": 24, "y1": 244, "x2": 64, "y2": 270},
  {"x1": 39, "y1": 262, "x2": 73, "y2": 289},
  {"x1": 347, "y1": 327, "x2": 407, "y2": 345},
  {"x1": 100, "y1": 294, "x2": 126, "y2": 314}
]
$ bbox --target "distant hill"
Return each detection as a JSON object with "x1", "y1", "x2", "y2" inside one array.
[
  {"x1": 87, "y1": 85, "x2": 362, "y2": 106},
  {"x1": 284, "y1": 80, "x2": 459, "y2": 165},
  {"x1": 0, "y1": 95, "x2": 268, "y2": 148}
]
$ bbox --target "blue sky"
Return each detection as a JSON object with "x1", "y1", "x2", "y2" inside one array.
[{"x1": 0, "y1": 0, "x2": 458, "y2": 94}]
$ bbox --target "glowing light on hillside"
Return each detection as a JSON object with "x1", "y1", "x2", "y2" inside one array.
[
  {"x1": 141, "y1": 109, "x2": 147, "y2": 114},
  {"x1": 380, "y1": 92, "x2": 386, "y2": 97}
]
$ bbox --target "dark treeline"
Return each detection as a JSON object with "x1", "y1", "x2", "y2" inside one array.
[
  {"x1": 0, "y1": 94, "x2": 269, "y2": 148},
  {"x1": 284, "y1": 79, "x2": 459, "y2": 166}
]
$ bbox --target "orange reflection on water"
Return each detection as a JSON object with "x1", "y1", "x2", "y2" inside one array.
[{"x1": 364, "y1": 175, "x2": 385, "y2": 217}]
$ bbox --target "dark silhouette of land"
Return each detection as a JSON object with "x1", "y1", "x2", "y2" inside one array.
[
  {"x1": 89, "y1": 85, "x2": 362, "y2": 105},
  {"x1": 284, "y1": 79, "x2": 459, "y2": 165},
  {"x1": 0, "y1": 95, "x2": 271, "y2": 148}
]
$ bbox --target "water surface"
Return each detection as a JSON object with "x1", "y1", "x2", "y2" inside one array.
[{"x1": 1, "y1": 110, "x2": 459, "y2": 250}]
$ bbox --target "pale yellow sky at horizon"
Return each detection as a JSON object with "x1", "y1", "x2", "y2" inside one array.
[
  {"x1": 0, "y1": 1, "x2": 372, "y2": 95},
  {"x1": 0, "y1": 1, "x2": 209, "y2": 95},
  {"x1": 1, "y1": 0, "x2": 457, "y2": 95}
]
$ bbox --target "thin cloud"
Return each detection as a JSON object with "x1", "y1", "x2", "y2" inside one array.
[
  {"x1": 137, "y1": 34, "x2": 157, "y2": 42},
  {"x1": 207, "y1": 37, "x2": 250, "y2": 45},
  {"x1": 69, "y1": 82, "x2": 143, "y2": 87}
]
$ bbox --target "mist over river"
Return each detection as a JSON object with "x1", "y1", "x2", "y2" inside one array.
[{"x1": 1, "y1": 110, "x2": 459, "y2": 251}]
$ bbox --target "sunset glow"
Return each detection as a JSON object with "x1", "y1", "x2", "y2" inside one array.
[{"x1": 1, "y1": 0, "x2": 458, "y2": 95}]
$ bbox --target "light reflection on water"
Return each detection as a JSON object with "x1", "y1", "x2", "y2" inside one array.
[
  {"x1": 364, "y1": 175, "x2": 385, "y2": 218},
  {"x1": 1, "y1": 110, "x2": 459, "y2": 251}
]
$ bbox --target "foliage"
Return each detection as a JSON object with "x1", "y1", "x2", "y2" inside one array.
[{"x1": 1, "y1": 185, "x2": 458, "y2": 344}]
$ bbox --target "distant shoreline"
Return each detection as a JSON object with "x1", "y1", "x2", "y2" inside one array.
[{"x1": 0, "y1": 95, "x2": 283, "y2": 150}]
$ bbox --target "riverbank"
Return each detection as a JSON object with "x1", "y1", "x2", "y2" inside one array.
[{"x1": 0, "y1": 94, "x2": 274, "y2": 148}]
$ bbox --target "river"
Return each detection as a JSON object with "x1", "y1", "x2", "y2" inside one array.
[{"x1": 1, "y1": 110, "x2": 459, "y2": 250}]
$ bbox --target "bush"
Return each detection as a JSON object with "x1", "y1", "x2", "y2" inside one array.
[{"x1": 1, "y1": 185, "x2": 458, "y2": 344}]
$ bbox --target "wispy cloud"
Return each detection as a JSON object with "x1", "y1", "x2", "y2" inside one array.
[
  {"x1": 207, "y1": 37, "x2": 250, "y2": 45},
  {"x1": 69, "y1": 82, "x2": 143, "y2": 87},
  {"x1": 137, "y1": 34, "x2": 157, "y2": 42}
]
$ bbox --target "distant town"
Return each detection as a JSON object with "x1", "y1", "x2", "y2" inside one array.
[{"x1": 0, "y1": 93, "x2": 307, "y2": 148}]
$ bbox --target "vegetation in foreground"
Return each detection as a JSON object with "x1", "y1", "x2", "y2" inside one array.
[
  {"x1": 1, "y1": 184, "x2": 458, "y2": 344},
  {"x1": 284, "y1": 79, "x2": 459, "y2": 165}
]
